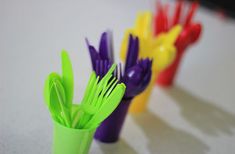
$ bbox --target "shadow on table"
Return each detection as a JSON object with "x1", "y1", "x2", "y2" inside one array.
[
  {"x1": 164, "y1": 85, "x2": 235, "y2": 136},
  {"x1": 132, "y1": 111, "x2": 209, "y2": 154},
  {"x1": 96, "y1": 139, "x2": 138, "y2": 154}
]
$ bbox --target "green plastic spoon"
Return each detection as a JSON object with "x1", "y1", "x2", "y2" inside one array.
[
  {"x1": 48, "y1": 73, "x2": 71, "y2": 127},
  {"x1": 44, "y1": 73, "x2": 61, "y2": 120}
]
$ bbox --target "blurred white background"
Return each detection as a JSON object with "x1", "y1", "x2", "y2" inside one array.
[{"x1": 1, "y1": 0, "x2": 235, "y2": 153}]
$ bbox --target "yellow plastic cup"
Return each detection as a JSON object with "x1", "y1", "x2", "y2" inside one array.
[{"x1": 129, "y1": 71, "x2": 157, "y2": 113}]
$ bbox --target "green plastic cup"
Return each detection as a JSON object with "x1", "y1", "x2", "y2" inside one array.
[{"x1": 52, "y1": 120, "x2": 96, "y2": 154}]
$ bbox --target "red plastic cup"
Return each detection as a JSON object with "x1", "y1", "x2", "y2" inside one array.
[
  {"x1": 154, "y1": 1, "x2": 202, "y2": 87},
  {"x1": 156, "y1": 23, "x2": 202, "y2": 87}
]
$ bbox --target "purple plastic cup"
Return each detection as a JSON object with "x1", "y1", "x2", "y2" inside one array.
[{"x1": 94, "y1": 98, "x2": 132, "y2": 143}]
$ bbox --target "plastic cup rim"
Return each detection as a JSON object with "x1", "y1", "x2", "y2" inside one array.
[{"x1": 53, "y1": 120, "x2": 97, "y2": 132}]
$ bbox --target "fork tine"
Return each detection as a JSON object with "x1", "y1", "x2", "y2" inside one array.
[
  {"x1": 104, "y1": 77, "x2": 116, "y2": 92},
  {"x1": 99, "y1": 60, "x2": 101, "y2": 77},
  {"x1": 92, "y1": 78, "x2": 105, "y2": 103},
  {"x1": 104, "y1": 60, "x2": 108, "y2": 74},
  {"x1": 116, "y1": 65, "x2": 119, "y2": 80},
  {"x1": 100, "y1": 60, "x2": 103, "y2": 77},
  {"x1": 105, "y1": 79, "x2": 118, "y2": 98},
  {"x1": 96, "y1": 77, "x2": 117, "y2": 107},
  {"x1": 119, "y1": 63, "x2": 123, "y2": 80},
  {"x1": 103, "y1": 83, "x2": 125, "y2": 105},
  {"x1": 101, "y1": 64, "x2": 116, "y2": 82},
  {"x1": 103, "y1": 60, "x2": 106, "y2": 76},
  {"x1": 114, "y1": 67, "x2": 117, "y2": 78},
  {"x1": 95, "y1": 78, "x2": 110, "y2": 107},
  {"x1": 81, "y1": 72, "x2": 96, "y2": 104},
  {"x1": 95, "y1": 60, "x2": 99, "y2": 76},
  {"x1": 92, "y1": 73, "x2": 113, "y2": 107},
  {"x1": 87, "y1": 76, "x2": 99, "y2": 104}
]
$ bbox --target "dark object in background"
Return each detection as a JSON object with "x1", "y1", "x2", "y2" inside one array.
[{"x1": 187, "y1": 0, "x2": 235, "y2": 18}]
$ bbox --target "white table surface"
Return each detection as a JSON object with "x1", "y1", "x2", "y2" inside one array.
[{"x1": 1, "y1": 0, "x2": 235, "y2": 154}]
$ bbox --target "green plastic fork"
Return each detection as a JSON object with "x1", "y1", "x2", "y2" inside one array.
[
  {"x1": 72, "y1": 64, "x2": 126, "y2": 129},
  {"x1": 84, "y1": 83, "x2": 126, "y2": 129},
  {"x1": 72, "y1": 65, "x2": 115, "y2": 128}
]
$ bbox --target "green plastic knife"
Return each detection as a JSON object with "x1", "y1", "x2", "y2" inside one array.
[{"x1": 61, "y1": 50, "x2": 74, "y2": 113}]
